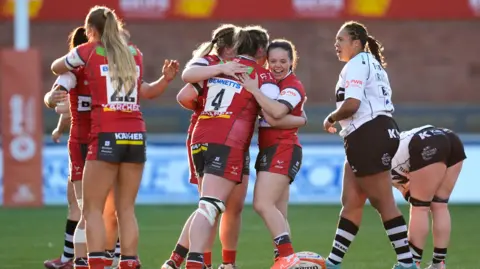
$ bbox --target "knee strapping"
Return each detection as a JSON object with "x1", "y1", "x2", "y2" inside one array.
[
  {"x1": 73, "y1": 228, "x2": 86, "y2": 244},
  {"x1": 409, "y1": 196, "x2": 431, "y2": 207},
  {"x1": 197, "y1": 196, "x2": 226, "y2": 225},
  {"x1": 432, "y1": 196, "x2": 449, "y2": 203}
]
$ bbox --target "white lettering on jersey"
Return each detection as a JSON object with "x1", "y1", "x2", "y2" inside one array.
[
  {"x1": 388, "y1": 128, "x2": 400, "y2": 139},
  {"x1": 391, "y1": 125, "x2": 435, "y2": 180},
  {"x1": 55, "y1": 72, "x2": 77, "y2": 91},
  {"x1": 278, "y1": 87, "x2": 302, "y2": 109},
  {"x1": 335, "y1": 52, "x2": 395, "y2": 137},
  {"x1": 114, "y1": 132, "x2": 144, "y2": 140},
  {"x1": 65, "y1": 48, "x2": 85, "y2": 70},
  {"x1": 259, "y1": 72, "x2": 275, "y2": 81}
]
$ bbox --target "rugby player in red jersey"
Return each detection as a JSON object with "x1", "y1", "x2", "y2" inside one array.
[
  {"x1": 50, "y1": 6, "x2": 178, "y2": 269},
  {"x1": 43, "y1": 26, "x2": 90, "y2": 269},
  {"x1": 180, "y1": 26, "x2": 298, "y2": 269},
  {"x1": 48, "y1": 26, "x2": 124, "y2": 269},
  {"x1": 238, "y1": 38, "x2": 306, "y2": 269},
  {"x1": 164, "y1": 24, "x2": 250, "y2": 269}
]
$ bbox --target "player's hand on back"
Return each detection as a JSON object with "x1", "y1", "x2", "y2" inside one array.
[
  {"x1": 48, "y1": 88, "x2": 67, "y2": 107},
  {"x1": 238, "y1": 73, "x2": 259, "y2": 93},
  {"x1": 220, "y1": 61, "x2": 249, "y2": 80}
]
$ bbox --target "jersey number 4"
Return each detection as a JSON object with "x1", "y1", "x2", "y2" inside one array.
[
  {"x1": 204, "y1": 83, "x2": 240, "y2": 112},
  {"x1": 211, "y1": 88, "x2": 225, "y2": 110}
]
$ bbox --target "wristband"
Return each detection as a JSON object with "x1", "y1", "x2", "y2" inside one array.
[{"x1": 327, "y1": 114, "x2": 335, "y2": 124}]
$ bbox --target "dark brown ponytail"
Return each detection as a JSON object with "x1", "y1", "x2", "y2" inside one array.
[
  {"x1": 342, "y1": 21, "x2": 387, "y2": 68},
  {"x1": 366, "y1": 35, "x2": 387, "y2": 68}
]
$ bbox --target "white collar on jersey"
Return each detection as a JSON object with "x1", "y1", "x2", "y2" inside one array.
[{"x1": 281, "y1": 70, "x2": 292, "y2": 80}]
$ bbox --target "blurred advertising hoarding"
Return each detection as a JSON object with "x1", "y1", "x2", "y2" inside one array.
[
  {"x1": 0, "y1": 0, "x2": 479, "y2": 21},
  {"x1": 0, "y1": 141, "x2": 479, "y2": 205}
]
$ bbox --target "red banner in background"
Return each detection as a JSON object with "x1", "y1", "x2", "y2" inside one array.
[
  {"x1": 0, "y1": 0, "x2": 478, "y2": 21},
  {"x1": 1, "y1": 49, "x2": 43, "y2": 208}
]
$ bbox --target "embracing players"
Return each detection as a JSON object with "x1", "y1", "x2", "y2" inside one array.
[{"x1": 49, "y1": 5, "x2": 178, "y2": 269}]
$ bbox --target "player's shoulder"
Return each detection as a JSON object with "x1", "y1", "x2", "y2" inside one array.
[
  {"x1": 75, "y1": 42, "x2": 96, "y2": 53},
  {"x1": 254, "y1": 64, "x2": 270, "y2": 74},
  {"x1": 188, "y1": 54, "x2": 219, "y2": 67},
  {"x1": 283, "y1": 73, "x2": 304, "y2": 89},
  {"x1": 204, "y1": 54, "x2": 221, "y2": 64},
  {"x1": 253, "y1": 64, "x2": 272, "y2": 76},
  {"x1": 345, "y1": 52, "x2": 370, "y2": 70}
]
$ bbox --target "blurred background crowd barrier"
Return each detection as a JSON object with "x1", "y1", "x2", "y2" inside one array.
[{"x1": 0, "y1": 0, "x2": 479, "y2": 207}]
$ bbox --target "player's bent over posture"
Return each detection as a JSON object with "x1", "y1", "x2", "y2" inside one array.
[{"x1": 391, "y1": 125, "x2": 466, "y2": 269}]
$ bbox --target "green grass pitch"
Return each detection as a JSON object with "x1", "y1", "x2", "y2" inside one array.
[{"x1": 0, "y1": 205, "x2": 478, "y2": 269}]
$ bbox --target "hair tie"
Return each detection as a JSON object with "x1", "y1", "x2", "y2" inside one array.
[{"x1": 211, "y1": 38, "x2": 218, "y2": 44}]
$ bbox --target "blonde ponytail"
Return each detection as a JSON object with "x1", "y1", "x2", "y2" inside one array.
[
  {"x1": 190, "y1": 24, "x2": 238, "y2": 60},
  {"x1": 101, "y1": 10, "x2": 137, "y2": 95},
  {"x1": 192, "y1": 41, "x2": 215, "y2": 59}
]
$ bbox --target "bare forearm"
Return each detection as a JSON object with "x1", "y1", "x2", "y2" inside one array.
[
  {"x1": 265, "y1": 113, "x2": 306, "y2": 129},
  {"x1": 181, "y1": 65, "x2": 222, "y2": 83},
  {"x1": 56, "y1": 113, "x2": 71, "y2": 133},
  {"x1": 330, "y1": 100, "x2": 359, "y2": 122},
  {"x1": 141, "y1": 76, "x2": 170, "y2": 99},
  {"x1": 252, "y1": 90, "x2": 288, "y2": 119}
]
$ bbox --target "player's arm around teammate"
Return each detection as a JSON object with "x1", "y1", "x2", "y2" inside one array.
[
  {"x1": 238, "y1": 38, "x2": 306, "y2": 269},
  {"x1": 43, "y1": 26, "x2": 91, "y2": 269},
  {"x1": 322, "y1": 21, "x2": 416, "y2": 269},
  {"x1": 262, "y1": 109, "x2": 307, "y2": 129},
  {"x1": 391, "y1": 126, "x2": 466, "y2": 269},
  {"x1": 50, "y1": 6, "x2": 176, "y2": 269},
  {"x1": 44, "y1": 85, "x2": 67, "y2": 109},
  {"x1": 181, "y1": 39, "x2": 249, "y2": 83},
  {"x1": 162, "y1": 24, "x2": 249, "y2": 269},
  {"x1": 94, "y1": 30, "x2": 178, "y2": 267},
  {"x1": 176, "y1": 83, "x2": 199, "y2": 110},
  {"x1": 178, "y1": 27, "x2": 271, "y2": 269}
]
